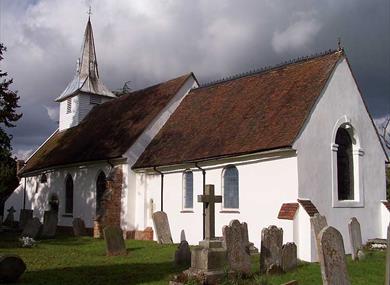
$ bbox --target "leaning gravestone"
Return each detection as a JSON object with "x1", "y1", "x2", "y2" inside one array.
[
  {"x1": 21, "y1": 217, "x2": 41, "y2": 239},
  {"x1": 174, "y1": 240, "x2": 191, "y2": 267},
  {"x1": 260, "y1": 225, "x2": 283, "y2": 274},
  {"x1": 3, "y1": 206, "x2": 16, "y2": 227},
  {"x1": 152, "y1": 211, "x2": 173, "y2": 244},
  {"x1": 0, "y1": 254, "x2": 26, "y2": 283},
  {"x1": 223, "y1": 219, "x2": 251, "y2": 274},
  {"x1": 73, "y1": 218, "x2": 88, "y2": 236},
  {"x1": 281, "y1": 242, "x2": 297, "y2": 272},
  {"x1": 41, "y1": 211, "x2": 58, "y2": 238},
  {"x1": 103, "y1": 226, "x2": 127, "y2": 256},
  {"x1": 318, "y1": 226, "x2": 350, "y2": 285},
  {"x1": 310, "y1": 213, "x2": 328, "y2": 259},
  {"x1": 386, "y1": 223, "x2": 389, "y2": 285},
  {"x1": 348, "y1": 217, "x2": 364, "y2": 261},
  {"x1": 19, "y1": 209, "x2": 33, "y2": 231}
]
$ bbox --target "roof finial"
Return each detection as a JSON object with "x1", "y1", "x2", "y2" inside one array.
[
  {"x1": 87, "y1": 5, "x2": 92, "y2": 20},
  {"x1": 337, "y1": 37, "x2": 342, "y2": 51}
]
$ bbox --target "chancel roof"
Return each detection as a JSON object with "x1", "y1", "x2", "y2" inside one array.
[
  {"x1": 55, "y1": 18, "x2": 116, "y2": 102},
  {"x1": 133, "y1": 50, "x2": 344, "y2": 168}
]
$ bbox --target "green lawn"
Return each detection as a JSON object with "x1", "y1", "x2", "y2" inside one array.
[{"x1": 0, "y1": 233, "x2": 386, "y2": 285}]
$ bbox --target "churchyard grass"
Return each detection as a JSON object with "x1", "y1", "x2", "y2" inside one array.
[{"x1": 0, "y1": 233, "x2": 386, "y2": 285}]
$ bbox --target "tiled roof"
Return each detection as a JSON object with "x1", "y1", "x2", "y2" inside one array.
[
  {"x1": 278, "y1": 203, "x2": 299, "y2": 220},
  {"x1": 297, "y1": 199, "x2": 319, "y2": 217},
  {"x1": 382, "y1": 201, "x2": 390, "y2": 212},
  {"x1": 134, "y1": 50, "x2": 344, "y2": 168},
  {"x1": 21, "y1": 74, "x2": 193, "y2": 175}
]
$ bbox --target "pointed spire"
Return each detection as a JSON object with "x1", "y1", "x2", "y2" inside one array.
[{"x1": 56, "y1": 16, "x2": 116, "y2": 102}]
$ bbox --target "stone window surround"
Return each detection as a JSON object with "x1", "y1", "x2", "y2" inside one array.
[{"x1": 331, "y1": 115, "x2": 364, "y2": 208}]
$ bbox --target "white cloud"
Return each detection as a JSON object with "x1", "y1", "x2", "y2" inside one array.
[{"x1": 44, "y1": 105, "x2": 59, "y2": 122}]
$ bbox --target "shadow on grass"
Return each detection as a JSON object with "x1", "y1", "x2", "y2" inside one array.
[{"x1": 20, "y1": 262, "x2": 186, "y2": 285}]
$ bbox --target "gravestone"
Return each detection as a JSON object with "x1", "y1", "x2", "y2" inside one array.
[
  {"x1": 103, "y1": 226, "x2": 126, "y2": 256},
  {"x1": 174, "y1": 240, "x2": 191, "y2": 267},
  {"x1": 4, "y1": 206, "x2": 16, "y2": 227},
  {"x1": 21, "y1": 217, "x2": 41, "y2": 239},
  {"x1": 310, "y1": 213, "x2": 328, "y2": 259},
  {"x1": 73, "y1": 218, "x2": 88, "y2": 236},
  {"x1": 318, "y1": 226, "x2": 350, "y2": 285},
  {"x1": 180, "y1": 229, "x2": 186, "y2": 242},
  {"x1": 152, "y1": 211, "x2": 173, "y2": 244},
  {"x1": 41, "y1": 211, "x2": 58, "y2": 238},
  {"x1": 222, "y1": 219, "x2": 251, "y2": 274},
  {"x1": 281, "y1": 242, "x2": 297, "y2": 272},
  {"x1": 386, "y1": 223, "x2": 389, "y2": 285},
  {"x1": 0, "y1": 255, "x2": 26, "y2": 283},
  {"x1": 348, "y1": 217, "x2": 364, "y2": 261},
  {"x1": 19, "y1": 209, "x2": 33, "y2": 231},
  {"x1": 260, "y1": 225, "x2": 283, "y2": 274}
]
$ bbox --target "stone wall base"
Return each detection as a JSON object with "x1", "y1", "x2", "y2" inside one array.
[
  {"x1": 126, "y1": 227, "x2": 154, "y2": 240},
  {"x1": 57, "y1": 226, "x2": 93, "y2": 237}
]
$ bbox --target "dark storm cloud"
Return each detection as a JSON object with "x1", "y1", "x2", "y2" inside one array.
[{"x1": 1, "y1": 0, "x2": 389, "y2": 158}]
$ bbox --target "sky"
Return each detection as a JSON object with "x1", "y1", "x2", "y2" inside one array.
[{"x1": 0, "y1": 0, "x2": 389, "y2": 159}]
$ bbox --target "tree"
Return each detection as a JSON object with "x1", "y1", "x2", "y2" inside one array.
[
  {"x1": 378, "y1": 116, "x2": 390, "y2": 200},
  {"x1": 0, "y1": 43, "x2": 22, "y2": 214}
]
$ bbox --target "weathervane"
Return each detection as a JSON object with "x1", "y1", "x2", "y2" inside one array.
[
  {"x1": 87, "y1": 6, "x2": 92, "y2": 18},
  {"x1": 337, "y1": 37, "x2": 342, "y2": 51}
]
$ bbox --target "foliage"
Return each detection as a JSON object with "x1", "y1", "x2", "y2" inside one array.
[
  {"x1": 0, "y1": 43, "x2": 22, "y2": 199},
  {"x1": 19, "y1": 237, "x2": 37, "y2": 248},
  {"x1": 0, "y1": 233, "x2": 386, "y2": 285}
]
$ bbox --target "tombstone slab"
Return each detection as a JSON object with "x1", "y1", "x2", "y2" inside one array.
[
  {"x1": 310, "y1": 213, "x2": 328, "y2": 260},
  {"x1": 19, "y1": 209, "x2": 33, "y2": 231},
  {"x1": 103, "y1": 226, "x2": 126, "y2": 256},
  {"x1": 281, "y1": 242, "x2": 297, "y2": 272},
  {"x1": 260, "y1": 225, "x2": 283, "y2": 274},
  {"x1": 222, "y1": 219, "x2": 251, "y2": 274},
  {"x1": 348, "y1": 217, "x2": 363, "y2": 261},
  {"x1": 21, "y1": 217, "x2": 41, "y2": 239},
  {"x1": 386, "y1": 223, "x2": 390, "y2": 285},
  {"x1": 152, "y1": 211, "x2": 173, "y2": 244},
  {"x1": 0, "y1": 254, "x2": 26, "y2": 283},
  {"x1": 41, "y1": 211, "x2": 58, "y2": 238},
  {"x1": 72, "y1": 218, "x2": 88, "y2": 236},
  {"x1": 318, "y1": 226, "x2": 350, "y2": 285},
  {"x1": 4, "y1": 207, "x2": 16, "y2": 227},
  {"x1": 175, "y1": 240, "x2": 191, "y2": 267}
]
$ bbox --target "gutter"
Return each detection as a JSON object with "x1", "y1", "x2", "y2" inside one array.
[
  {"x1": 153, "y1": 167, "x2": 164, "y2": 211},
  {"x1": 195, "y1": 163, "x2": 206, "y2": 240}
]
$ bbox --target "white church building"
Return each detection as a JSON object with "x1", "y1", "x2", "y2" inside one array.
[{"x1": 6, "y1": 18, "x2": 389, "y2": 262}]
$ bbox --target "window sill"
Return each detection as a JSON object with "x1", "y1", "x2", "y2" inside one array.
[
  {"x1": 180, "y1": 210, "x2": 194, "y2": 213},
  {"x1": 332, "y1": 200, "x2": 364, "y2": 208},
  {"x1": 62, "y1": 214, "x2": 73, "y2": 217},
  {"x1": 219, "y1": 210, "x2": 240, "y2": 214}
]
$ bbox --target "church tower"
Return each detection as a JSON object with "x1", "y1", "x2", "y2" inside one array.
[{"x1": 56, "y1": 17, "x2": 116, "y2": 131}]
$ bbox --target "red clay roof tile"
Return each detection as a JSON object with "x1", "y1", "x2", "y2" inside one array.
[
  {"x1": 297, "y1": 199, "x2": 319, "y2": 217},
  {"x1": 278, "y1": 203, "x2": 299, "y2": 220}
]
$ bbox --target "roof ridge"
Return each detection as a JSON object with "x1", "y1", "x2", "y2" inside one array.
[{"x1": 199, "y1": 49, "x2": 342, "y2": 89}]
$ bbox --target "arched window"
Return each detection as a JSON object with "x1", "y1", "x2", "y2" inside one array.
[
  {"x1": 222, "y1": 165, "x2": 239, "y2": 209},
  {"x1": 335, "y1": 127, "x2": 354, "y2": 200},
  {"x1": 65, "y1": 174, "x2": 73, "y2": 214},
  {"x1": 96, "y1": 171, "x2": 107, "y2": 215},
  {"x1": 183, "y1": 170, "x2": 193, "y2": 209}
]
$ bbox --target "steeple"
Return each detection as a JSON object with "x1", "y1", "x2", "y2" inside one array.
[{"x1": 55, "y1": 17, "x2": 116, "y2": 102}]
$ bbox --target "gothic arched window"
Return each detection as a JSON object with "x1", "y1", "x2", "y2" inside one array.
[
  {"x1": 222, "y1": 165, "x2": 239, "y2": 209},
  {"x1": 183, "y1": 170, "x2": 194, "y2": 209},
  {"x1": 336, "y1": 127, "x2": 354, "y2": 200},
  {"x1": 96, "y1": 171, "x2": 107, "y2": 215},
  {"x1": 65, "y1": 174, "x2": 74, "y2": 214}
]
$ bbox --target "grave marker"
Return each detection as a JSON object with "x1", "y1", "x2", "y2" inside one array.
[
  {"x1": 281, "y1": 242, "x2": 297, "y2": 272},
  {"x1": 41, "y1": 211, "x2": 58, "y2": 238},
  {"x1": 103, "y1": 226, "x2": 127, "y2": 256},
  {"x1": 174, "y1": 240, "x2": 191, "y2": 267},
  {"x1": 260, "y1": 225, "x2": 283, "y2": 274},
  {"x1": 19, "y1": 209, "x2": 33, "y2": 231},
  {"x1": 72, "y1": 218, "x2": 88, "y2": 236},
  {"x1": 152, "y1": 211, "x2": 173, "y2": 244},
  {"x1": 4, "y1": 207, "x2": 16, "y2": 227},
  {"x1": 348, "y1": 217, "x2": 364, "y2": 261},
  {"x1": 0, "y1": 255, "x2": 26, "y2": 283},
  {"x1": 21, "y1": 217, "x2": 41, "y2": 239}
]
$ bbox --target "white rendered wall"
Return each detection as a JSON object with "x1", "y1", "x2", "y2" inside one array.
[
  {"x1": 5, "y1": 162, "x2": 118, "y2": 228},
  {"x1": 293, "y1": 58, "x2": 387, "y2": 260},
  {"x1": 135, "y1": 151, "x2": 299, "y2": 250}
]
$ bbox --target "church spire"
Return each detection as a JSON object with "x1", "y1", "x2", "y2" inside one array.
[{"x1": 56, "y1": 16, "x2": 116, "y2": 102}]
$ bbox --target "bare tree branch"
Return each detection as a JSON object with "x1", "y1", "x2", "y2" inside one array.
[{"x1": 379, "y1": 116, "x2": 390, "y2": 150}]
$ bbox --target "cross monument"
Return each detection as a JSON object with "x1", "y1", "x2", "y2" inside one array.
[{"x1": 198, "y1": 184, "x2": 222, "y2": 240}]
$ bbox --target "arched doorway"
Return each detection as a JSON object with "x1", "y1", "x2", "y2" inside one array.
[{"x1": 96, "y1": 171, "x2": 107, "y2": 216}]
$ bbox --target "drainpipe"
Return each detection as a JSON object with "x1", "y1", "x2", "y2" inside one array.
[
  {"x1": 153, "y1": 167, "x2": 164, "y2": 211},
  {"x1": 195, "y1": 162, "x2": 206, "y2": 240}
]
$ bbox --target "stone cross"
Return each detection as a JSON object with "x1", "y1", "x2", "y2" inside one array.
[{"x1": 198, "y1": 184, "x2": 222, "y2": 240}]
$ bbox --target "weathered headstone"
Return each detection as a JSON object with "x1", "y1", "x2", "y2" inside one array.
[
  {"x1": 180, "y1": 229, "x2": 186, "y2": 242},
  {"x1": 152, "y1": 211, "x2": 173, "y2": 244},
  {"x1": 260, "y1": 225, "x2": 283, "y2": 274},
  {"x1": 41, "y1": 211, "x2": 58, "y2": 238},
  {"x1": 3, "y1": 206, "x2": 16, "y2": 227},
  {"x1": 318, "y1": 226, "x2": 350, "y2": 285},
  {"x1": 348, "y1": 217, "x2": 364, "y2": 261},
  {"x1": 310, "y1": 213, "x2": 328, "y2": 259},
  {"x1": 281, "y1": 242, "x2": 297, "y2": 272},
  {"x1": 174, "y1": 240, "x2": 191, "y2": 267},
  {"x1": 0, "y1": 255, "x2": 26, "y2": 283},
  {"x1": 72, "y1": 218, "x2": 88, "y2": 236},
  {"x1": 19, "y1": 209, "x2": 33, "y2": 231},
  {"x1": 103, "y1": 226, "x2": 126, "y2": 256},
  {"x1": 386, "y1": 223, "x2": 389, "y2": 285},
  {"x1": 21, "y1": 217, "x2": 41, "y2": 239},
  {"x1": 222, "y1": 219, "x2": 251, "y2": 274}
]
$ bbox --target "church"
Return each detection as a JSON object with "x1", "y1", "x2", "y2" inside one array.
[{"x1": 5, "y1": 17, "x2": 389, "y2": 262}]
